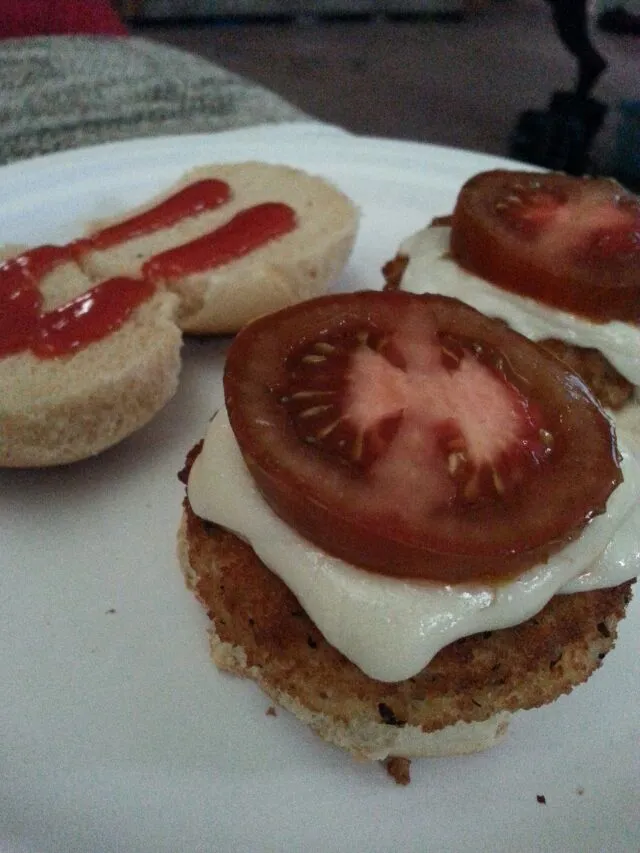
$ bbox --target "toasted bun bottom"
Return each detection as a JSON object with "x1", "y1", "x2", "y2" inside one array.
[
  {"x1": 177, "y1": 498, "x2": 633, "y2": 764},
  {"x1": 0, "y1": 293, "x2": 182, "y2": 467}
]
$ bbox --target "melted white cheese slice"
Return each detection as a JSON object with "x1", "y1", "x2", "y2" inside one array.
[
  {"x1": 397, "y1": 227, "x2": 640, "y2": 387},
  {"x1": 188, "y1": 411, "x2": 640, "y2": 683}
]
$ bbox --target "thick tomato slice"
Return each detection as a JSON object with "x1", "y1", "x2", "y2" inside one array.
[
  {"x1": 223, "y1": 291, "x2": 621, "y2": 584},
  {"x1": 450, "y1": 170, "x2": 640, "y2": 324}
]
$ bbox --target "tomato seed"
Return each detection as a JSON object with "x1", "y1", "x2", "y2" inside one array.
[
  {"x1": 448, "y1": 451, "x2": 466, "y2": 475},
  {"x1": 441, "y1": 344, "x2": 462, "y2": 370},
  {"x1": 492, "y1": 469, "x2": 505, "y2": 495},
  {"x1": 290, "y1": 390, "x2": 335, "y2": 400},
  {"x1": 539, "y1": 428, "x2": 554, "y2": 449},
  {"x1": 316, "y1": 419, "x2": 341, "y2": 439},
  {"x1": 299, "y1": 404, "x2": 333, "y2": 418},
  {"x1": 313, "y1": 341, "x2": 336, "y2": 354}
]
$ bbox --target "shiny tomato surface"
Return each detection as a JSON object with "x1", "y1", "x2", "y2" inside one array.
[
  {"x1": 224, "y1": 290, "x2": 621, "y2": 583},
  {"x1": 450, "y1": 170, "x2": 640, "y2": 324}
]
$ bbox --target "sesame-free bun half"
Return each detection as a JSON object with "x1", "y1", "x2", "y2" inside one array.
[
  {"x1": 0, "y1": 253, "x2": 182, "y2": 468},
  {"x1": 80, "y1": 162, "x2": 360, "y2": 335}
]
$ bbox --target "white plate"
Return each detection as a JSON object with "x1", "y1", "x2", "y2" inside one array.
[{"x1": 1, "y1": 124, "x2": 638, "y2": 853}]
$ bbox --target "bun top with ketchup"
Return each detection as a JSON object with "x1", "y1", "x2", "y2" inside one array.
[{"x1": 0, "y1": 161, "x2": 359, "y2": 467}]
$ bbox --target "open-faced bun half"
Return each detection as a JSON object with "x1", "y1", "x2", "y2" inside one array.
[
  {"x1": 80, "y1": 162, "x2": 360, "y2": 335},
  {"x1": 0, "y1": 249, "x2": 181, "y2": 467}
]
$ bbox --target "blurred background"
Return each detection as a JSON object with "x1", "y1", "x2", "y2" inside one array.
[{"x1": 121, "y1": 0, "x2": 640, "y2": 184}]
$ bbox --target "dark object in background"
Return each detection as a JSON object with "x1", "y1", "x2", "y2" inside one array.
[
  {"x1": 545, "y1": 0, "x2": 608, "y2": 97},
  {"x1": 613, "y1": 99, "x2": 640, "y2": 189},
  {"x1": 509, "y1": 91, "x2": 608, "y2": 175},
  {"x1": 598, "y1": 6, "x2": 640, "y2": 35},
  {"x1": 509, "y1": 0, "x2": 608, "y2": 174}
]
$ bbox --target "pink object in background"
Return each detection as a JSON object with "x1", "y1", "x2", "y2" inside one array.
[{"x1": 1, "y1": 0, "x2": 128, "y2": 38}]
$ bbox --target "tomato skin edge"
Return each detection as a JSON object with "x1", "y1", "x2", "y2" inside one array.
[
  {"x1": 232, "y1": 448, "x2": 597, "y2": 584},
  {"x1": 223, "y1": 290, "x2": 622, "y2": 585},
  {"x1": 450, "y1": 170, "x2": 640, "y2": 325}
]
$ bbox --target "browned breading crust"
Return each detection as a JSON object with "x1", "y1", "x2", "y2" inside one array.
[
  {"x1": 381, "y1": 254, "x2": 409, "y2": 292},
  {"x1": 180, "y1": 483, "x2": 633, "y2": 739},
  {"x1": 536, "y1": 339, "x2": 634, "y2": 411},
  {"x1": 384, "y1": 757, "x2": 412, "y2": 785},
  {"x1": 381, "y1": 252, "x2": 635, "y2": 411}
]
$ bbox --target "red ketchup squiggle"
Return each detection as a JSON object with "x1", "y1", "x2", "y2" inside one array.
[
  {"x1": 0, "y1": 244, "x2": 155, "y2": 359},
  {"x1": 0, "y1": 179, "x2": 230, "y2": 359},
  {"x1": 142, "y1": 202, "x2": 297, "y2": 280},
  {"x1": 1, "y1": 183, "x2": 298, "y2": 359},
  {"x1": 33, "y1": 277, "x2": 156, "y2": 358},
  {"x1": 74, "y1": 179, "x2": 231, "y2": 253},
  {"x1": 1, "y1": 246, "x2": 77, "y2": 357}
]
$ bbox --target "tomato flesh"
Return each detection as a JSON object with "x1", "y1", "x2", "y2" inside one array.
[
  {"x1": 224, "y1": 290, "x2": 621, "y2": 584},
  {"x1": 450, "y1": 170, "x2": 640, "y2": 324}
]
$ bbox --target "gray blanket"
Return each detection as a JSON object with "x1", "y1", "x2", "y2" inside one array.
[{"x1": 0, "y1": 35, "x2": 307, "y2": 165}]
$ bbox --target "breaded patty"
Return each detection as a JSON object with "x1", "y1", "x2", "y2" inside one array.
[{"x1": 178, "y1": 444, "x2": 633, "y2": 778}]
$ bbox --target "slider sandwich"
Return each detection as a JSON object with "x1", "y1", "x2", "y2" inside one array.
[
  {"x1": 178, "y1": 290, "x2": 639, "y2": 783},
  {"x1": 384, "y1": 169, "x2": 640, "y2": 430}
]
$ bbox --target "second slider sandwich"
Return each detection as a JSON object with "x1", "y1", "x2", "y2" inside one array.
[
  {"x1": 179, "y1": 290, "x2": 639, "y2": 782},
  {"x1": 384, "y1": 169, "x2": 640, "y2": 426}
]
